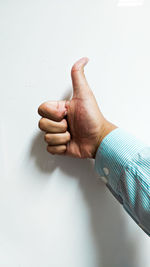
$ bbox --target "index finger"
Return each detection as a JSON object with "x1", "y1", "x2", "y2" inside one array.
[{"x1": 38, "y1": 100, "x2": 67, "y2": 122}]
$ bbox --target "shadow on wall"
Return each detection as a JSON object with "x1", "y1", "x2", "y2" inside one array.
[{"x1": 30, "y1": 131, "x2": 138, "y2": 267}]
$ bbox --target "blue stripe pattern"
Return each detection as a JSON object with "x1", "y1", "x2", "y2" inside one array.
[{"x1": 95, "y1": 127, "x2": 150, "y2": 236}]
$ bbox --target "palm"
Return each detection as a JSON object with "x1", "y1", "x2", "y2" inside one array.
[{"x1": 65, "y1": 91, "x2": 104, "y2": 158}]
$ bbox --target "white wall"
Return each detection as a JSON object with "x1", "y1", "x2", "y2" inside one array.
[{"x1": 0, "y1": 0, "x2": 150, "y2": 266}]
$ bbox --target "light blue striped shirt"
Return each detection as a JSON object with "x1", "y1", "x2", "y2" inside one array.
[{"x1": 95, "y1": 127, "x2": 150, "y2": 236}]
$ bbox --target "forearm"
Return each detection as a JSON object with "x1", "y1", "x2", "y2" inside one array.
[{"x1": 94, "y1": 126, "x2": 150, "y2": 236}]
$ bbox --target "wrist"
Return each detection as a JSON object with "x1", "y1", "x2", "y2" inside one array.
[{"x1": 93, "y1": 120, "x2": 118, "y2": 159}]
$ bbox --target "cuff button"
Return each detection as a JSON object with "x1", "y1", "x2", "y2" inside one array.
[{"x1": 103, "y1": 167, "x2": 109, "y2": 176}]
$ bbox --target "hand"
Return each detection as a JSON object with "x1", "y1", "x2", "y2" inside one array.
[{"x1": 38, "y1": 57, "x2": 117, "y2": 158}]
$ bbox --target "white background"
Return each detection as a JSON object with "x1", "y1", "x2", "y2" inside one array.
[{"x1": 0, "y1": 0, "x2": 150, "y2": 266}]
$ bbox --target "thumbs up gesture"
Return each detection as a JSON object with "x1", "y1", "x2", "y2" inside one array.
[{"x1": 38, "y1": 57, "x2": 117, "y2": 158}]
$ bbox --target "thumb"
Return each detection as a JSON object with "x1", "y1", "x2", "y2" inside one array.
[{"x1": 71, "y1": 57, "x2": 91, "y2": 98}]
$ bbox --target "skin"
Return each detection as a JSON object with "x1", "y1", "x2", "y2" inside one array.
[{"x1": 38, "y1": 57, "x2": 118, "y2": 159}]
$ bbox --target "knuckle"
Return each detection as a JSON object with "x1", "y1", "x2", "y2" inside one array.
[
  {"x1": 56, "y1": 111, "x2": 63, "y2": 121},
  {"x1": 61, "y1": 119, "x2": 67, "y2": 132},
  {"x1": 63, "y1": 132, "x2": 70, "y2": 144},
  {"x1": 62, "y1": 126, "x2": 67, "y2": 132},
  {"x1": 66, "y1": 131, "x2": 71, "y2": 140}
]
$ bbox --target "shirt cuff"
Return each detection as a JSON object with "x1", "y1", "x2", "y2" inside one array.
[{"x1": 94, "y1": 127, "x2": 147, "y2": 193}]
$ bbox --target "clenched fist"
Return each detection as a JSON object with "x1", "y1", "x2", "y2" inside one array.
[{"x1": 38, "y1": 57, "x2": 117, "y2": 158}]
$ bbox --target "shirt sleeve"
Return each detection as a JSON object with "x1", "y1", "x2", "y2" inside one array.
[{"x1": 94, "y1": 127, "x2": 150, "y2": 236}]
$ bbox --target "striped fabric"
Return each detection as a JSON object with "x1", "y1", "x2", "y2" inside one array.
[{"x1": 95, "y1": 127, "x2": 150, "y2": 236}]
